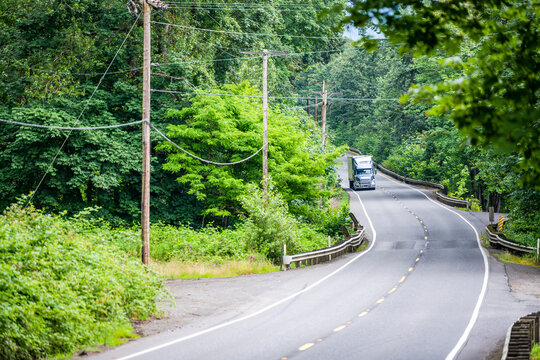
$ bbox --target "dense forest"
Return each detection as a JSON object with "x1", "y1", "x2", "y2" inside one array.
[
  {"x1": 0, "y1": 0, "x2": 348, "y2": 226},
  {"x1": 0, "y1": 0, "x2": 538, "y2": 244}
]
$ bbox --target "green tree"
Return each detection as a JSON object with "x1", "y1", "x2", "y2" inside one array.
[{"x1": 157, "y1": 82, "x2": 345, "y2": 225}]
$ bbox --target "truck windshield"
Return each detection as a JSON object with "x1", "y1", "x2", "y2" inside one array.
[{"x1": 356, "y1": 169, "x2": 372, "y2": 174}]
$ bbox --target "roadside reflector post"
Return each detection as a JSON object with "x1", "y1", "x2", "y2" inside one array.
[{"x1": 497, "y1": 216, "x2": 505, "y2": 232}]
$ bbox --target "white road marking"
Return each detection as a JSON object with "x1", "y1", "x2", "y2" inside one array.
[
  {"x1": 114, "y1": 189, "x2": 378, "y2": 360},
  {"x1": 380, "y1": 173, "x2": 489, "y2": 360}
]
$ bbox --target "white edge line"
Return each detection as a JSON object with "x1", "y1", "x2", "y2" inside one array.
[
  {"x1": 380, "y1": 173, "x2": 489, "y2": 360},
  {"x1": 500, "y1": 322, "x2": 513, "y2": 360},
  {"x1": 116, "y1": 189, "x2": 377, "y2": 360}
]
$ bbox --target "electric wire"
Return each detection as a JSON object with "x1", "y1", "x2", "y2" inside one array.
[
  {"x1": 163, "y1": 1, "x2": 326, "y2": 6},
  {"x1": 151, "y1": 89, "x2": 399, "y2": 101},
  {"x1": 164, "y1": 6, "x2": 328, "y2": 12},
  {"x1": 152, "y1": 21, "x2": 344, "y2": 40},
  {"x1": 0, "y1": 118, "x2": 144, "y2": 130},
  {"x1": 150, "y1": 123, "x2": 267, "y2": 165},
  {"x1": 24, "y1": 11, "x2": 143, "y2": 208}
]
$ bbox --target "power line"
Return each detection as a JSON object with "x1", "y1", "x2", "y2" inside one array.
[
  {"x1": 150, "y1": 123, "x2": 267, "y2": 166},
  {"x1": 163, "y1": 1, "x2": 325, "y2": 5},
  {"x1": 152, "y1": 21, "x2": 344, "y2": 40},
  {"x1": 0, "y1": 118, "x2": 144, "y2": 130},
  {"x1": 24, "y1": 11, "x2": 143, "y2": 208},
  {"x1": 151, "y1": 89, "x2": 399, "y2": 101},
  {"x1": 17, "y1": 47, "x2": 345, "y2": 77},
  {"x1": 15, "y1": 66, "x2": 143, "y2": 77},
  {"x1": 164, "y1": 5, "x2": 327, "y2": 12}
]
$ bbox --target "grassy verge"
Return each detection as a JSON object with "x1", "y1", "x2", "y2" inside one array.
[
  {"x1": 151, "y1": 259, "x2": 278, "y2": 279},
  {"x1": 492, "y1": 252, "x2": 540, "y2": 268}
]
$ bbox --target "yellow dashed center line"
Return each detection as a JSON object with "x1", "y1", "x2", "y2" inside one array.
[
  {"x1": 298, "y1": 343, "x2": 314, "y2": 351},
  {"x1": 289, "y1": 187, "x2": 430, "y2": 359}
]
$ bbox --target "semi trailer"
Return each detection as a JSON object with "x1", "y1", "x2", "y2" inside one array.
[{"x1": 348, "y1": 155, "x2": 376, "y2": 190}]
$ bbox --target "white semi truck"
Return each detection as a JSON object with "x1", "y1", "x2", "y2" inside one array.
[{"x1": 348, "y1": 155, "x2": 376, "y2": 190}]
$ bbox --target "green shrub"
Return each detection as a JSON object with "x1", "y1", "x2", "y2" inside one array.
[
  {"x1": 239, "y1": 184, "x2": 328, "y2": 262},
  {"x1": 0, "y1": 206, "x2": 164, "y2": 359}
]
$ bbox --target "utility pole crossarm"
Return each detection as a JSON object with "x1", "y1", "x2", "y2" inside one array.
[{"x1": 145, "y1": 0, "x2": 168, "y2": 9}]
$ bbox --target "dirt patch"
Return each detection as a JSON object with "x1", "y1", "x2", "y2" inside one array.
[{"x1": 129, "y1": 258, "x2": 352, "y2": 338}]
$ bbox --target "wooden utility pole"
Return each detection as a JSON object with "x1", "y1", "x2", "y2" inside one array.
[
  {"x1": 140, "y1": 0, "x2": 167, "y2": 265},
  {"x1": 321, "y1": 81, "x2": 327, "y2": 151},
  {"x1": 141, "y1": 0, "x2": 151, "y2": 265},
  {"x1": 262, "y1": 49, "x2": 268, "y2": 199},
  {"x1": 241, "y1": 49, "x2": 286, "y2": 201},
  {"x1": 312, "y1": 81, "x2": 340, "y2": 151}
]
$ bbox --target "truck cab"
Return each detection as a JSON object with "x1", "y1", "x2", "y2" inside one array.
[{"x1": 348, "y1": 156, "x2": 376, "y2": 190}]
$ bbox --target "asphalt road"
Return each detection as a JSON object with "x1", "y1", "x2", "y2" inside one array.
[{"x1": 91, "y1": 161, "x2": 494, "y2": 360}]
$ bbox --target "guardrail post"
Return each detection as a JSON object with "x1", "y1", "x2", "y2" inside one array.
[
  {"x1": 328, "y1": 236, "x2": 332, "y2": 261},
  {"x1": 281, "y1": 242, "x2": 286, "y2": 271}
]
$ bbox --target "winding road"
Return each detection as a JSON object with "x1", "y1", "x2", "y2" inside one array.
[{"x1": 89, "y1": 158, "x2": 534, "y2": 360}]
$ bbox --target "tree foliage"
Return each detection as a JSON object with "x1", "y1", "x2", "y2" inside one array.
[{"x1": 158, "y1": 82, "x2": 346, "y2": 225}]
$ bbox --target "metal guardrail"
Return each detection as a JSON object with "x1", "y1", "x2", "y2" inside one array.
[
  {"x1": 282, "y1": 228, "x2": 366, "y2": 269},
  {"x1": 502, "y1": 311, "x2": 540, "y2": 360},
  {"x1": 374, "y1": 163, "x2": 473, "y2": 208},
  {"x1": 374, "y1": 162, "x2": 445, "y2": 190},
  {"x1": 434, "y1": 191, "x2": 471, "y2": 208},
  {"x1": 485, "y1": 224, "x2": 536, "y2": 254}
]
